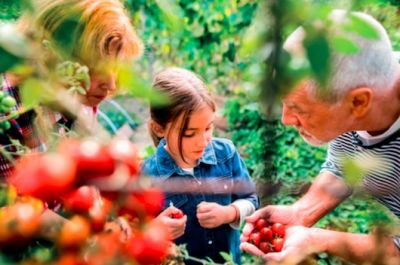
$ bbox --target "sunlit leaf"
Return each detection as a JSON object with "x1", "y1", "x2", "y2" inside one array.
[
  {"x1": 331, "y1": 36, "x2": 360, "y2": 54},
  {"x1": 0, "y1": 23, "x2": 29, "y2": 57},
  {"x1": 155, "y1": 0, "x2": 184, "y2": 31},
  {"x1": 20, "y1": 78, "x2": 45, "y2": 109},
  {"x1": 344, "y1": 13, "x2": 380, "y2": 40},
  {"x1": 117, "y1": 65, "x2": 169, "y2": 106}
]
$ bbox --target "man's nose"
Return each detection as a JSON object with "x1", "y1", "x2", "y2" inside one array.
[{"x1": 281, "y1": 105, "x2": 299, "y2": 126}]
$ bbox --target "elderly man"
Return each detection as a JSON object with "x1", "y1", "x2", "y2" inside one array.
[{"x1": 240, "y1": 10, "x2": 400, "y2": 265}]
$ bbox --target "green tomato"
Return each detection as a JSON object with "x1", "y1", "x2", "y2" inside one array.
[
  {"x1": 1, "y1": 96, "x2": 16, "y2": 108},
  {"x1": 0, "y1": 121, "x2": 10, "y2": 131}
]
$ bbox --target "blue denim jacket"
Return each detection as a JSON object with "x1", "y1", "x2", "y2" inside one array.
[{"x1": 142, "y1": 138, "x2": 259, "y2": 265}]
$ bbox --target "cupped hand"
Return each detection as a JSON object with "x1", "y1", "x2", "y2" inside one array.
[{"x1": 240, "y1": 205, "x2": 298, "y2": 243}]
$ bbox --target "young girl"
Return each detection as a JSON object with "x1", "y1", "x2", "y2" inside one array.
[{"x1": 142, "y1": 67, "x2": 259, "y2": 265}]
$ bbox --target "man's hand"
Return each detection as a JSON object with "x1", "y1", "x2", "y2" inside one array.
[
  {"x1": 240, "y1": 205, "x2": 298, "y2": 244},
  {"x1": 155, "y1": 207, "x2": 187, "y2": 239},
  {"x1": 241, "y1": 226, "x2": 323, "y2": 265},
  {"x1": 196, "y1": 202, "x2": 235, "y2": 228},
  {"x1": 264, "y1": 226, "x2": 324, "y2": 265}
]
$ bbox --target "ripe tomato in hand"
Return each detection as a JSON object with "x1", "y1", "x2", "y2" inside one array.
[
  {"x1": 8, "y1": 153, "x2": 77, "y2": 201},
  {"x1": 271, "y1": 223, "x2": 285, "y2": 238},
  {"x1": 260, "y1": 227, "x2": 273, "y2": 242},
  {"x1": 249, "y1": 232, "x2": 261, "y2": 246},
  {"x1": 272, "y1": 237, "x2": 284, "y2": 252},
  {"x1": 259, "y1": 241, "x2": 272, "y2": 254},
  {"x1": 255, "y1": 218, "x2": 268, "y2": 230},
  {"x1": 170, "y1": 209, "x2": 184, "y2": 219}
]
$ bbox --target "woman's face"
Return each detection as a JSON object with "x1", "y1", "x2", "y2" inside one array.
[
  {"x1": 163, "y1": 104, "x2": 215, "y2": 168},
  {"x1": 80, "y1": 71, "x2": 116, "y2": 107}
]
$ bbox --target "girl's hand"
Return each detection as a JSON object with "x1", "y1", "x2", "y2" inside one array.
[
  {"x1": 196, "y1": 201, "x2": 236, "y2": 228},
  {"x1": 155, "y1": 207, "x2": 187, "y2": 239}
]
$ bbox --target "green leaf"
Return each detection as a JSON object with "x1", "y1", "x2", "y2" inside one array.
[
  {"x1": 304, "y1": 31, "x2": 330, "y2": 87},
  {"x1": 346, "y1": 14, "x2": 380, "y2": 40},
  {"x1": 20, "y1": 78, "x2": 45, "y2": 109},
  {"x1": 331, "y1": 36, "x2": 360, "y2": 54}
]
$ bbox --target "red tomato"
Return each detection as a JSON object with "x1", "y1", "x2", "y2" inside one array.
[
  {"x1": 58, "y1": 139, "x2": 115, "y2": 180},
  {"x1": 63, "y1": 185, "x2": 98, "y2": 213},
  {"x1": 0, "y1": 202, "x2": 42, "y2": 246},
  {"x1": 260, "y1": 227, "x2": 273, "y2": 242},
  {"x1": 271, "y1": 223, "x2": 286, "y2": 238},
  {"x1": 8, "y1": 153, "x2": 77, "y2": 201},
  {"x1": 54, "y1": 252, "x2": 84, "y2": 265},
  {"x1": 255, "y1": 218, "x2": 268, "y2": 230},
  {"x1": 123, "y1": 222, "x2": 172, "y2": 265},
  {"x1": 249, "y1": 232, "x2": 261, "y2": 246},
  {"x1": 170, "y1": 209, "x2": 184, "y2": 219},
  {"x1": 272, "y1": 237, "x2": 284, "y2": 252},
  {"x1": 108, "y1": 139, "x2": 141, "y2": 177},
  {"x1": 259, "y1": 241, "x2": 272, "y2": 254},
  {"x1": 58, "y1": 215, "x2": 91, "y2": 249},
  {"x1": 88, "y1": 196, "x2": 113, "y2": 232},
  {"x1": 83, "y1": 231, "x2": 124, "y2": 265},
  {"x1": 119, "y1": 189, "x2": 165, "y2": 219}
]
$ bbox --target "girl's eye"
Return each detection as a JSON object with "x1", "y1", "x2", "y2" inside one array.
[{"x1": 183, "y1": 133, "x2": 195, "y2": 138}]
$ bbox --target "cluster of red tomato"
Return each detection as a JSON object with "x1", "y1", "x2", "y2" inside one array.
[
  {"x1": 2, "y1": 138, "x2": 173, "y2": 265},
  {"x1": 248, "y1": 218, "x2": 286, "y2": 253}
]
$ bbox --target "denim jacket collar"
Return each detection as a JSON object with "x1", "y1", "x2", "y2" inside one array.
[{"x1": 156, "y1": 138, "x2": 217, "y2": 178}]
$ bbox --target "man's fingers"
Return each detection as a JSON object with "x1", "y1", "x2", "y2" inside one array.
[
  {"x1": 240, "y1": 242, "x2": 264, "y2": 257},
  {"x1": 265, "y1": 248, "x2": 303, "y2": 265}
]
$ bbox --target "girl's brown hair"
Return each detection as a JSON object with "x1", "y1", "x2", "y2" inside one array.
[{"x1": 150, "y1": 67, "x2": 216, "y2": 161}]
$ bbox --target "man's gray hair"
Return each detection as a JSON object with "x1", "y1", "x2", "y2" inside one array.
[{"x1": 284, "y1": 9, "x2": 400, "y2": 101}]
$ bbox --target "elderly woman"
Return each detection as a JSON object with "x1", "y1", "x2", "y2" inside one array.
[{"x1": 0, "y1": 0, "x2": 143, "y2": 177}]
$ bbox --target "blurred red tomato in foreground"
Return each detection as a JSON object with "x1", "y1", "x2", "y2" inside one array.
[
  {"x1": 123, "y1": 221, "x2": 172, "y2": 265},
  {"x1": 58, "y1": 139, "x2": 115, "y2": 180},
  {"x1": 119, "y1": 188, "x2": 165, "y2": 219},
  {"x1": 62, "y1": 185, "x2": 98, "y2": 214},
  {"x1": 8, "y1": 153, "x2": 77, "y2": 201},
  {"x1": 0, "y1": 202, "x2": 42, "y2": 246}
]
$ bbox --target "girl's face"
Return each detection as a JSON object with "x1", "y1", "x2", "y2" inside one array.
[{"x1": 164, "y1": 104, "x2": 215, "y2": 168}]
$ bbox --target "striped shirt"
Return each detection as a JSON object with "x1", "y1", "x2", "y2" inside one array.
[{"x1": 321, "y1": 129, "x2": 400, "y2": 249}]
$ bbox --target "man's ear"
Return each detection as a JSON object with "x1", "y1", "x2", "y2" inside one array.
[
  {"x1": 346, "y1": 87, "x2": 373, "y2": 117},
  {"x1": 149, "y1": 120, "x2": 165, "y2": 138}
]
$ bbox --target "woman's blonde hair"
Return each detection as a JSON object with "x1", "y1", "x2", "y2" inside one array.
[
  {"x1": 19, "y1": 0, "x2": 143, "y2": 68},
  {"x1": 150, "y1": 67, "x2": 216, "y2": 161}
]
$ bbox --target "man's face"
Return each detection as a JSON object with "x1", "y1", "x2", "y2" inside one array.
[
  {"x1": 80, "y1": 71, "x2": 116, "y2": 107},
  {"x1": 281, "y1": 81, "x2": 350, "y2": 146}
]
